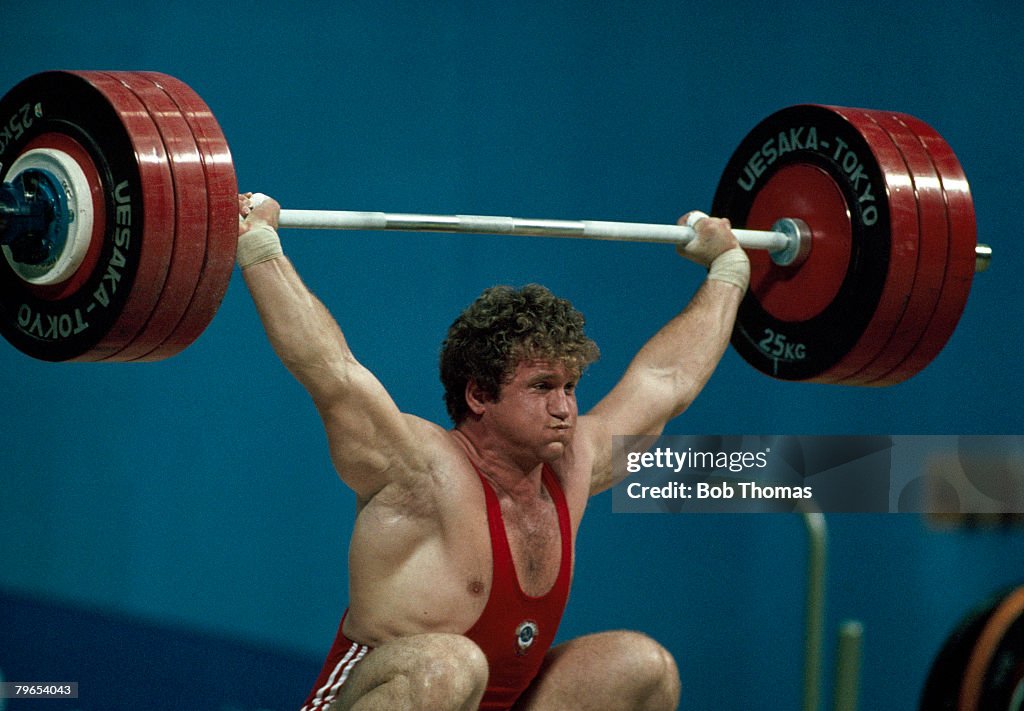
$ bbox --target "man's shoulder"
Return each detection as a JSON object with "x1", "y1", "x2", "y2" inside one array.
[{"x1": 354, "y1": 421, "x2": 484, "y2": 520}]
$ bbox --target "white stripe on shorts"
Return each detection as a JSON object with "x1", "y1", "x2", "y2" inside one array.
[{"x1": 301, "y1": 642, "x2": 371, "y2": 711}]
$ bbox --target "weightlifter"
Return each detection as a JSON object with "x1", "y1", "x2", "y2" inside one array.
[{"x1": 236, "y1": 192, "x2": 749, "y2": 711}]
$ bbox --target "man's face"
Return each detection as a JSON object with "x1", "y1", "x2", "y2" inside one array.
[{"x1": 481, "y1": 359, "x2": 579, "y2": 464}]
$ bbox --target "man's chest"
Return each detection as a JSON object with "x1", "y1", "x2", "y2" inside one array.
[{"x1": 496, "y1": 496, "x2": 565, "y2": 597}]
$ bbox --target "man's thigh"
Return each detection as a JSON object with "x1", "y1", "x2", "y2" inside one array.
[{"x1": 513, "y1": 630, "x2": 680, "y2": 711}]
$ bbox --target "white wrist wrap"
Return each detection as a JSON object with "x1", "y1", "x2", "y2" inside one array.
[
  {"x1": 707, "y1": 247, "x2": 750, "y2": 292},
  {"x1": 237, "y1": 224, "x2": 283, "y2": 269}
]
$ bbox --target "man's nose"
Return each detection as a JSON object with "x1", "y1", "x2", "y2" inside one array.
[{"x1": 549, "y1": 389, "x2": 572, "y2": 418}]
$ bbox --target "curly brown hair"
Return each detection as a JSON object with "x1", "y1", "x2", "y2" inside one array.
[{"x1": 440, "y1": 284, "x2": 600, "y2": 424}]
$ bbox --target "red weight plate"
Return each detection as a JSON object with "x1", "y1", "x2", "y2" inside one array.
[
  {"x1": 131, "y1": 72, "x2": 237, "y2": 361},
  {"x1": 17, "y1": 132, "x2": 107, "y2": 301},
  {"x1": 714, "y1": 105, "x2": 895, "y2": 382},
  {"x1": 0, "y1": 72, "x2": 170, "y2": 360},
  {"x1": 97, "y1": 72, "x2": 208, "y2": 362},
  {"x1": 844, "y1": 110, "x2": 949, "y2": 385},
  {"x1": 890, "y1": 114, "x2": 976, "y2": 379},
  {"x1": 67, "y1": 71, "x2": 176, "y2": 362},
  {"x1": 819, "y1": 107, "x2": 920, "y2": 383},
  {"x1": 746, "y1": 164, "x2": 852, "y2": 323}
]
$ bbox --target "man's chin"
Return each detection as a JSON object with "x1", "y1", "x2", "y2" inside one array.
[{"x1": 540, "y1": 441, "x2": 569, "y2": 462}]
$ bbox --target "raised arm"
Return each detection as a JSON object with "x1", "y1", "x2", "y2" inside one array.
[
  {"x1": 583, "y1": 214, "x2": 749, "y2": 494},
  {"x1": 236, "y1": 195, "x2": 435, "y2": 498}
]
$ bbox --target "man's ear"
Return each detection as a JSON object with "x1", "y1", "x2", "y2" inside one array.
[{"x1": 464, "y1": 379, "x2": 489, "y2": 416}]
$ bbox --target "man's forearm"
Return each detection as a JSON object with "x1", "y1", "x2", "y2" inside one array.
[
  {"x1": 586, "y1": 276, "x2": 744, "y2": 494},
  {"x1": 241, "y1": 256, "x2": 354, "y2": 398},
  {"x1": 626, "y1": 278, "x2": 743, "y2": 421}
]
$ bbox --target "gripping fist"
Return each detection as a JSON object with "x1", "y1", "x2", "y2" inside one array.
[
  {"x1": 676, "y1": 212, "x2": 750, "y2": 292},
  {"x1": 236, "y1": 192, "x2": 283, "y2": 269}
]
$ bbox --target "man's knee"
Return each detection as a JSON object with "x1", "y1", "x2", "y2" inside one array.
[
  {"x1": 401, "y1": 633, "x2": 489, "y2": 704},
  {"x1": 332, "y1": 633, "x2": 488, "y2": 711},
  {"x1": 611, "y1": 631, "x2": 681, "y2": 706}
]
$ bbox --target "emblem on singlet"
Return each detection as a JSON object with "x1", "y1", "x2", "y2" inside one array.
[{"x1": 515, "y1": 620, "x2": 539, "y2": 656}]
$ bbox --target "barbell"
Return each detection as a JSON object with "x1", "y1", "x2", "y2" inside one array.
[{"x1": 0, "y1": 70, "x2": 989, "y2": 384}]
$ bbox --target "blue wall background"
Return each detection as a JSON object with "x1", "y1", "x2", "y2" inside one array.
[{"x1": 2, "y1": 2, "x2": 1023, "y2": 709}]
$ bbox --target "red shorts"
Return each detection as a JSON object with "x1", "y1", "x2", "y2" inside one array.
[{"x1": 299, "y1": 621, "x2": 372, "y2": 711}]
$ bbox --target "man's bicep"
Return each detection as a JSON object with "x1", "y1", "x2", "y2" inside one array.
[{"x1": 315, "y1": 362, "x2": 439, "y2": 498}]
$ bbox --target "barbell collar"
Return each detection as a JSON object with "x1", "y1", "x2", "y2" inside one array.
[
  {"x1": 0, "y1": 170, "x2": 70, "y2": 266},
  {"x1": 769, "y1": 217, "x2": 812, "y2": 268}
]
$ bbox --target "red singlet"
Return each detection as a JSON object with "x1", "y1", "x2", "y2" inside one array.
[
  {"x1": 466, "y1": 462, "x2": 574, "y2": 709},
  {"x1": 300, "y1": 463, "x2": 573, "y2": 711}
]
